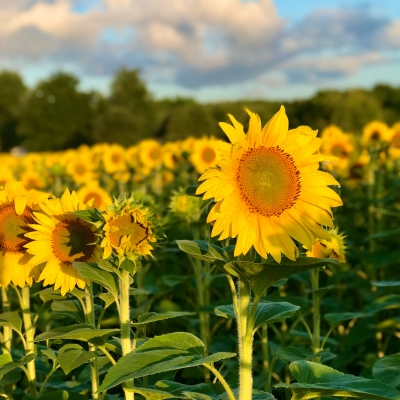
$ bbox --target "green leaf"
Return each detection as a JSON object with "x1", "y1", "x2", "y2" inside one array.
[
  {"x1": 366, "y1": 295, "x2": 400, "y2": 314},
  {"x1": 0, "y1": 311, "x2": 22, "y2": 332},
  {"x1": 98, "y1": 332, "x2": 236, "y2": 391},
  {"x1": 120, "y1": 258, "x2": 138, "y2": 275},
  {"x1": 0, "y1": 354, "x2": 12, "y2": 367},
  {"x1": 176, "y1": 240, "x2": 229, "y2": 265},
  {"x1": 220, "y1": 389, "x2": 277, "y2": 400},
  {"x1": 185, "y1": 185, "x2": 201, "y2": 197},
  {"x1": 41, "y1": 348, "x2": 58, "y2": 363},
  {"x1": 71, "y1": 209, "x2": 102, "y2": 224},
  {"x1": 36, "y1": 288, "x2": 65, "y2": 303},
  {"x1": 57, "y1": 344, "x2": 97, "y2": 375},
  {"x1": 276, "y1": 346, "x2": 336, "y2": 363},
  {"x1": 373, "y1": 353, "x2": 400, "y2": 388},
  {"x1": 72, "y1": 262, "x2": 118, "y2": 298},
  {"x1": 215, "y1": 301, "x2": 299, "y2": 330},
  {"x1": 38, "y1": 390, "x2": 69, "y2": 400},
  {"x1": 127, "y1": 380, "x2": 218, "y2": 400},
  {"x1": 372, "y1": 281, "x2": 400, "y2": 288},
  {"x1": 224, "y1": 257, "x2": 340, "y2": 296},
  {"x1": 324, "y1": 312, "x2": 371, "y2": 328},
  {"x1": 131, "y1": 312, "x2": 194, "y2": 327},
  {"x1": 98, "y1": 293, "x2": 116, "y2": 308},
  {"x1": 276, "y1": 360, "x2": 400, "y2": 399},
  {"x1": 35, "y1": 324, "x2": 120, "y2": 346},
  {"x1": 51, "y1": 300, "x2": 85, "y2": 324},
  {"x1": 0, "y1": 354, "x2": 36, "y2": 379}
]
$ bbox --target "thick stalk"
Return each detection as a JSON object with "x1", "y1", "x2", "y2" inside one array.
[
  {"x1": 21, "y1": 286, "x2": 37, "y2": 398},
  {"x1": 1, "y1": 287, "x2": 11, "y2": 354},
  {"x1": 120, "y1": 270, "x2": 134, "y2": 400},
  {"x1": 85, "y1": 285, "x2": 100, "y2": 400},
  {"x1": 238, "y1": 280, "x2": 252, "y2": 400},
  {"x1": 261, "y1": 324, "x2": 270, "y2": 392},
  {"x1": 310, "y1": 268, "x2": 321, "y2": 362}
]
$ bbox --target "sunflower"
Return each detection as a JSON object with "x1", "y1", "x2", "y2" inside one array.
[
  {"x1": 67, "y1": 158, "x2": 96, "y2": 184},
  {"x1": 362, "y1": 121, "x2": 390, "y2": 148},
  {"x1": 101, "y1": 195, "x2": 161, "y2": 260},
  {"x1": 196, "y1": 107, "x2": 342, "y2": 262},
  {"x1": 306, "y1": 227, "x2": 346, "y2": 263},
  {"x1": 76, "y1": 181, "x2": 112, "y2": 211},
  {"x1": 0, "y1": 182, "x2": 49, "y2": 287},
  {"x1": 25, "y1": 189, "x2": 101, "y2": 295},
  {"x1": 169, "y1": 188, "x2": 203, "y2": 223},
  {"x1": 20, "y1": 170, "x2": 46, "y2": 190},
  {"x1": 162, "y1": 142, "x2": 182, "y2": 170},
  {"x1": 190, "y1": 137, "x2": 221, "y2": 174},
  {"x1": 102, "y1": 144, "x2": 127, "y2": 174},
  {"x1": 0, "y1": 165, "x2": 16, "y2": 188},
  {"x1": 388, "y1": 123, "x2": 400, "y2": 159},
  {"x1": 138, "y1": 140, "x2": 163, "y2": 170}
]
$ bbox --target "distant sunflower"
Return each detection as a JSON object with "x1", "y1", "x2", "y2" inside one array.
[
  {"x1": 77, "y1": 181, "x2": 112, "y2": 211},
  {"x1": 25, "y1": 189, "x2": 101, "y2": 295},
  {"x1": 0, "y1": 166, "x2": 15, "y2": 188},
  {"x1": 321, "y1": 128, "x2": 354, "y2": 172},
  {"x1": 362, "y1": 121, "x2": 390, "y2": 147},
  {"x1": 20, "y1": 170, "x2": 46, "y2": 190},
  {"x1": 101, "y1": 195, "x2": 160, "y2": 260},
  {"x1": 197, "y1": 107, "x2": 342, "y2": 262},
  {"x1": 190, "y1": 137, "x2": 221, "y2": 174},
  {"x1": 389, "y1": 123, "x2": 400, "y2": 159},
  {"x1": 0, "y1": 182, "x2": 49, "y2": 287},
  {"x1": 139, "y1": 140, "x2": 163, "y2": 170},
  {"x1": 103, "y1": 144, "x2": 127, "y2": 174},
  {"x1": 67, "y1": 158, "x2": 96, "y2": 184}
]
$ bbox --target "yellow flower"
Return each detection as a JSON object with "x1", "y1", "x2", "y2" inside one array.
[
  {"x1": 0, "y1": 165, "x2": 16, "y2": 188},
  {"x1": 388, "y1": 123, "x2": 400, "y2": 159},
  {"x1": 197, "y1": 106, "x2": 342, "y2": 262},
  {"x1": 76, "y1": 181, "x2": 112, "y2": 211},
  {"x1": 138, "y1": 140, "x2": 163, "y2": 170},
  {"x1": 162, "y1": 142, "x2": 181, "y2": 170},
  {"x1": 342, "y1": 151, "x2": 370, "y2": 185},
  {"x1": 169, "y1": 189, "x2": 203, "y2": 223},
  {"x1": 125, "y1": 145, "x2": 140, "y2": 169},
  {"x1": 190, "y1": 137, "x2": 221, "y2": 174},
  {"x1": 306, "y1": 227, "x2": 346, "y2": 263},
  {"x1": 67, "y1": 158, "x2": 97, "y2": 184},
  {"x1": 101, "y1": 195, "x2": 160, "y2": 260},
  {"x1": 362, "y1": 121, "x2": 390, "y2": 147},
  {"x1": 20, "y1": 170, "x2": 47, "y2": 190},
  {"x1": 0, "y1": 182, "x2": 49, "y2": 287},
  {"x1": 102, "y1": 144, "x2": 127, "y2": 174},
  {"x1": 25, "y1": 189, "x2": 101, "y2": 295}
]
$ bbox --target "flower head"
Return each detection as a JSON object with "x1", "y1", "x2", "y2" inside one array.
[
  {"x1": 169, "y1": 189, "x2": 204, "y2": 223},
  {"x1": 306, "y1": 227, "x2": 346, "y2": 263},
  {"x1": 196, "y1": 106, "x2": 342, "y2": 262}
]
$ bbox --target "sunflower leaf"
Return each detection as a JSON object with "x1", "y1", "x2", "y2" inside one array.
[
  {"x1": 70, "y1": 209, "x2": 102, "y2": 223},
  {"x1": 51, "y1": 300, "x2": 85, "y2": 324},
  {"x1": 0, "y1": 354, "x2": 36, "y2": 379},
  {"x1": 176, "y1": 240, "x2": 229, "y2": 265},
  {"x1": 131, "y1": 312, "x2": 194, "y2": 327},
  {"x1": 98, "y1": 332, "x2": 236, "y2": 391},
  {"x1": 224, "y1": 257, "x2": 340, "y2": 296},
  {"x1": 373, "y1": 353, "x2": 400, "y2": 388},
  {"x1": 72, "y1": 262, "x2": 118, "y2": 298},
  {"x1": 276, "y1": 360, "x2": 400, "y2": 400},
  {"x1": 57, "y1": 344, "x2": 97, "y2": 375},
  {"x1": 0, "y1": 311, "x2": 22, "y2": 333}
]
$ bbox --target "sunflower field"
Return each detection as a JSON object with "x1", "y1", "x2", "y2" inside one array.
[{"x1": 1, "y1": 106, "x2": 400, "y2": 400}]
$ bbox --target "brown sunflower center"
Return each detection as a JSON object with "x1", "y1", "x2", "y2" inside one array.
[
  {"x1": 75, "y1": 164, "x2": 87, "y2": 175},
  {"x1": 331, "y1": 144, "x2": 348, "y2": 157},
  {"x1": 0, "y1": 202, "x2": 34, "y2": 253},
  {"x1": 52, "y1": 218, "x2": 96, "y2": 264},
  {"x1": 149, "y1": 148, "x2": 162, "y2": 161},
  {"x1": 201, "y1": 147, "x2": 216, "y2": 164},
  {"x1": 111, "y1": 153, "x2": 122, "y2": 164},
  {"x1": 109, "y1": 214, "x2": 148, "y2": 248},
  {"x1": 370, "y1": 131, "x2": 380, "y2": 142},
  {"x1": 236, "y1": 146, "x2": 300, "y2": 217}
]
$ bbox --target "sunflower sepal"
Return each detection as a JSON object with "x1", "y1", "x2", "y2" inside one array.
[
  {"x1": 176, "y1": 240, "x2": 232, "y2": 266},
  {"x1": 70, "y1": 208, "x2": 104, "y2": 226},
  {"x1": 224, "y1": 257, "x2": 341, "y2": 296}
]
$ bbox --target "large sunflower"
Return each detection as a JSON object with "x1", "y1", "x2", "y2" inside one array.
[
  {"x1": 25, "y1": 189, "x2": 101, "y2": 295},
  {"x1": 101, "y1": 195, "x2": 160, "y2": 260},
  {"x1": 0, "y1": 182, "x2": 49, "y2": 287},
  {"x1": 196, "y1": 107, "x2": 342, "y2": 262}
]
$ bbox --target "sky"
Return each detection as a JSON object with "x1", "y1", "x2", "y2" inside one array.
[{"x1": 1, "y1": 0, "x2": 400, "y2": 102}]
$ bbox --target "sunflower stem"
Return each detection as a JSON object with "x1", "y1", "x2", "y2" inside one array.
[
  {"x1": 1, "y1": 287, "x2": 13, "y2": 399},
  {"x1": 21, "y1": 286, "x2": 37, "y2": 399},
  {"x1": 310, "y1": 268, "x2": 321, "y2": 362},
  {"x1": 237, "y1": 280, "x2": 253, "y2": 400},
  {"x1": 120, "y1": 269, "x2": 134, "y2": 400},
  {"x1": 85, "y1": 284, "x2": 100, "y2": 400}
]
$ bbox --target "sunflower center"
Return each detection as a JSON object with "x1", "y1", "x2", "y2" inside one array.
[
  {"x1": 149, "y1": 148, "x2": 162, "y2": 161},
  {"x1": 0, "y1": 202, "x2": 34, "y2": 253},
  {"x1": 201, "y1": 148, "x2": 216, "y2": 163},
  {"x1": 392, "y1": 133, "x2": 400, "y2": 148},
  {"x1": 370, "y1": 131, "x2": 380, "y2": 142},
  {"x1": 111, "y1": 153, "x2": 122, "y2": 163},
  {"x1": 109, "y1": 214, "x2": 148, "y2": 248},
  {"x1": 52, "y1": 218, "x2": 96, "y2": 264},
  {"x1": 236, "y1": 146, "x2": 300, "y2": 217},
  {"x1": 84, "y1": 193, "x2": 103, "y2": 209},
  {"x1": 331, "y1": 144, "x2": 347, "y2": 157},
  {"x1": 75, "y1": 165, "x2": 86, "y2": 175}
]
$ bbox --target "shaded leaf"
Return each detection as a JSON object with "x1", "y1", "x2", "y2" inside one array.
[
  {"x1": 41, "y1": 348, "x2": 58, "y2": 363},
  {"x1": 276, "y1": 360, "x2": 400, "y2": 399},
  {"x1": 57, "y1": 344, "x2": 97, "y2": 375},
  {"x1": 276, "y1": 346, "x2": 336, "y2": 363},
  {"x1": 372, "y1": 281, "x2": 400, "y2": 288},
  {"x1": 132, "y1": 312, "x2": 194, "y2": 327},
  {"x1": 38, "y1": 390, "x2": 69, "y2": 400},
  {"x1": 373, "y1": 353, "x2": 400, "y2": 388},
  {"x1": 51, "y1": 300, "x2": 85, "y2": 324},
  {"x1": 0, "y1": 354, "x2": 36, "y2": 379},
  {"x1": 325, "y1": 312, "x2": 371, "y2": 328},
  {"x1": 0, "y1": 311, "x2": 22, "y2": 332},
  {"x1": 99, "y1": 332, "x2": 235, "y2": 391},
  {"x1": 176, "y1": 240, "x2": 229, "y2": 265}
]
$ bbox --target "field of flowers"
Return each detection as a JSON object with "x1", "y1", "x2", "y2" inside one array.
[{"x1": 1, "y1": 106, "x2": 400, "y2": 400}]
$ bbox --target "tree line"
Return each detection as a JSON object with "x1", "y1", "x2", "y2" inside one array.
[{"x1": 0, "y1": 68, "x2": 399, "y2": 152}]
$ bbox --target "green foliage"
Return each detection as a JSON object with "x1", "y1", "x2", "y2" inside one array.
[
  {"x1": 57, "y1": 344, "x2": 97, "y2": 375},
  {"x1": 373, "y1": 353, "x2": 400, "y2": 388}
]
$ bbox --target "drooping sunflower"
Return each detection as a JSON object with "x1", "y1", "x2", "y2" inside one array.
[
  {"x1": 190, "y1": 137, "x2": 221, "y2": 174},
  {"x1": 76, "y1": 181, "x2": 112, "y2": 211},
  {"x1": 362, "y1": 121, "x2": 390, "y2": 148},
  {"x1": 101, "y1": 195, "x2": 161, "y2": 260},
  {"x1": 0, "y1": 182, "x2": 49, "y2": 287},
  {"x1": 196, "y1": 107, "x2": 343, "y2": 262},
  {"x1": 25, "y1": 189, "x2": 101, "y2": 295}
]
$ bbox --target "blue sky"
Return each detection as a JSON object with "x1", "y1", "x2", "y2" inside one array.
[{"x1": 1, "y1": 0, "x2": 400, "y2": 102}]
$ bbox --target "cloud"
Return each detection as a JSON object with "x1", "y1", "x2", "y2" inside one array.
[{"x1": 0, "y1": 0, "x2": 399, "y2": 91}]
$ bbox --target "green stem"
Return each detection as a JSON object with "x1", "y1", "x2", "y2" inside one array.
[
  {"x1": 261, "y1": 324, "x2": 270, "y2": 392},
  {"x1": 98, "y1": 346, "x2": 117, "y2": 365},
  {"x1": 203, "y1": 363, "x2": 235, "y2": 400},
  {"x1": 85, "y1": 284, "x2": 100, "y2": 400},
  {"x1": 21, "y1": 286, "x2": 36, "y2": 398},
  {"x1": 120, "y1": 269, "x2": 134, "y2": 400},
  {"x1": 38, "y1": 365, "x2": 60, "y2": 397},
  {"x1": 1, "y1": 287, "x2": 13, "y2": 399},
  {"x1": 310, "y1": 268, "x2": 321, "y2": 364},
  {"x1": 238, "y1": 280, "x2": 252, "y2": 400}
]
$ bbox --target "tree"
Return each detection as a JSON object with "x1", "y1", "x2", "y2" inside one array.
[
  {"x1": 0, "y1": 70, "x2": 26, "y2": 151},
  {"x1": 17, "y1": 72, "x2": 94, "y2": 151}
]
